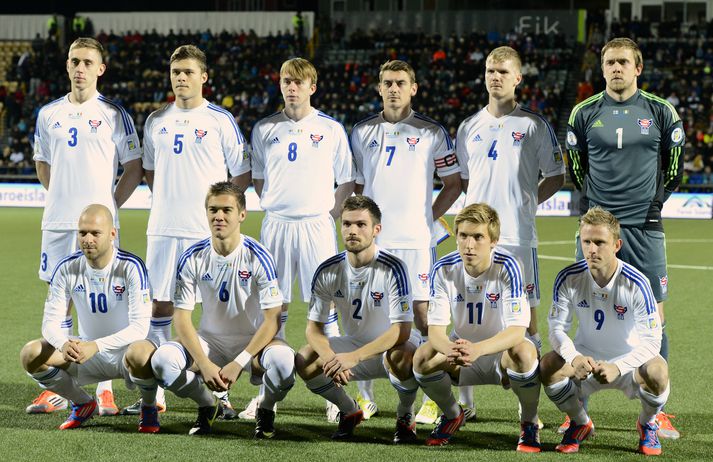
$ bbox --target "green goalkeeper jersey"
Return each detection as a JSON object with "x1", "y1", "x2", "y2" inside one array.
[{"x1": 566, "y1": 89, "x2": 684, "y2": 230}]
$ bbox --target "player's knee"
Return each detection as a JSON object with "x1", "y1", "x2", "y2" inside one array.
[
  {"x1": 263, "y1": 345, "x2": 296, "y2": 385},
  {"x1": 412, "y1": 343, "x2": 436, "y2": 375},
  {"x1": 20, "y1": 339, "x2": 45, "y2": 372},
  {"x1": 508, "y1": 340, "x2": 538, "y2": 369},
  {"x1": 150, "y1": 341, "x2": 186, "y2": 387},
  {"x1": 152, "y1": 300, "x2": 173, "y2": 317},
  {"x1": 124, "y1": 340, "x2": 155, "y2": 374},
  {"x1": 640, "y1": 357, "x2": 669, "y2": 393},
  {"x1": 386, "y1": 346, "x2": 414, "y2": 379},
  {"x1": 538, "y1": 351, "x2": 565, "y2": 384},
  {"x1": 294, "y1": 345, "x2": 318, "y2": 379}
]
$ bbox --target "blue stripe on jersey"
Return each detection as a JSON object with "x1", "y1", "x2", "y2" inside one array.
[
  {"x1": 429, "y1": 251, "x2": 462, "y2": 296},
  {"x1": 97, "y1": 95, "x2": 133, "y2": 135},
  {"x1": 317, "y1": 111, "x2": 350, "y2": 146},
  {"x1": 243, "y1": 236, "x2": 278, "y2": 281},
  {"x1": 311, "y1": 252, "x2": 347, "y2": 292},
  {"x1": 45, "y1": 96, "x2": 66, "y2": 108},
  {"x1": 621, "y1": 264, "x2": 657, "y2": 314},
  {"x1": 532, "y1": 247, "x2": 540, "y2": 300},
  {"x1": 376, "y1": 251, "x2": 409, "y2": 297},
  {"x1": 493, "y1": 251, "x2": 523, "y2": 298},
  {"x1": 413, "y1": 112, "x2": 454, "y2": 150},
  {"x1": 376, "y1": 251, "x2": 410, "y2": 296},
  {"x1": 49, "y1": 250, "x2": 83, "y2": 284},
  {"x1": 519, "y1": 106, "x2": 557, "y2": 147},
  {"x1": 208, "y1": 103, "x2": 245, "y2": 144},
  {"x1": 552, "y1": 260, "x2": 589, "y2": 302},
  {"x1": 117, "y1": 249, "x2": 150, "y2": 290},
  {"x1": 176, "y1": 238, "x2": 211, "y2": 279},
  {"x1": 351, "y1": 113, "x2": 380, "y2": 130}
]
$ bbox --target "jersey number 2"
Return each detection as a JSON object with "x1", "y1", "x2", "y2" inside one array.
[{"x1": 352, "y1": 298, "x2": 362, "y2": 319}]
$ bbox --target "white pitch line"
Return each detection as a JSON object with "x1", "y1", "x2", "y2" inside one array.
[{"x1": 539, "y1": 255, "x2": 713, "y2": 271}]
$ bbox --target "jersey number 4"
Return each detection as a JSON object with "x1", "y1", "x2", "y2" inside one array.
[{"x1": 487, "y1": 140, "x2": 498, "y2": 160}]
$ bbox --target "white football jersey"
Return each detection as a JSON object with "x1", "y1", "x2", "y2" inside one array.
[
  {"x1": 456, "y1": 105, "x2": 564, "y2": 247},
  {"x1": 250, "y1": 109, "x2": 354, "y2": 218},
  {"x1": 309, "y1": 248, "x2": 413, "y2": 344},
  {"x1": 33, "y1": 93, "x2": 142, "y2": 230},
  {"x1": 351, "y1": 110, "x2": 459, "y2": 249},
  {"x1": 549, "y1": 258, "x2": 662, "y2": 375},
  {"x1": 174, "y1": 235, "x2": 283, "y2": 339},
  {"x1": 143, "y1": 100, "x2": 249, "y2": 238},
  {"x1": 42, "y1": 248, "x2": 151, "y2": 352},
  {"x1": 428, "y1": 248, "x2": 530, "y2": 342}
]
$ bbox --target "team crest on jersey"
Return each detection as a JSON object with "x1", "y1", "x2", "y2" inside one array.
[
  {"x1": 194, "y1": 129, "x2": 208, "y2": 143},
  {"x1": 52, "y1": 121, "x2": 62, "y2": 129},
  {"x1": 637, "y1": 118, "x2": 653, "y2": 135},
  {"x1": 159, "y1": 127, "x2": 168, "y2": 135},
  {"x1": 88, "y1": 120, "x2": 102, "y2": 133},
  {"x1": 238, "y1": 270, "x2": 252, "y2": 286},
  {"x1": 113, "y1": 285, "x2": 126, "y2": 300},
  {"x1": 566, "y1": 130, "x2": 577, "y2": 146},
  {"x1": 526, "y1": 283, "x2": 535, "y2": 295},
  {"x1": 310, "y1": 134, "x2": 324, "y2": 148},
  {"x1": 511, "y1": 131, "x2": 525, "y2": 146},
  {"x1": 74, "y1": 284, "x2": 86, "y2": 293},
  {"x1": 486, "y1": 292, "x2": 500, "y2": 308},
  {"x1": 367, "y1": 139, "x2": 379, "y2": 149},
  {"x1": 418, "y1": 273, "x2": 429, "y2": 287},
  {"x1": 614, "y1": 304, "x2": 628, "y2": 320},
  {"x1": 370, "y1": 291, "x2": 384, "y2": 306},
  {"x1": 472, "y1": 134, "x2": 482, "y2": 142},
  {"x1": 467, "y1": 285, "x2": 482, "y2": 294},
  {"x1": 406, "y1": 137, "x2": 420, "y2": 151},
  {"x1": 660, "y1": 275, "x2": 668, "y2": 295},
  {"x1": 671, "y1": 127, "x2": 683, "y2": 143}
]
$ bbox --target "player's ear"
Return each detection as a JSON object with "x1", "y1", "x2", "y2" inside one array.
[
  {"x1": 97, "y1": 62, "x2": 106, "y2": 77},
  {"x1": 238, "y1": 208, "x2": 247, "y2": 223},
  {"x1": 309, "y1": 81, "x2": 317, "y2": 95},
  {"x1": 110, "y1": 226, "x2": 117, "y2": 241},
  {"x1": 614, "y1": 238, "x2": 622, "y2": 254},
  {"x1": 410, "y1": 82, "x2": 418, "y2": 96},
  {"x1": 373, "y1": 223, "x2": 382, "y2": 236},
  {"x1": 201, "y1": 71, "x2": 208, "y2": 84}
]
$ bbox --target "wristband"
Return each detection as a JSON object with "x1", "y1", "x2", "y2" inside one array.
[{"x1": 234, "y1": 350, "x2": 252, "y2": 368}]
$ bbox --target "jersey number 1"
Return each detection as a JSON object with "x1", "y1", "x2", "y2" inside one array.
[{"x1": 615, "y1": 128, "x2": 623, "y2": 149}]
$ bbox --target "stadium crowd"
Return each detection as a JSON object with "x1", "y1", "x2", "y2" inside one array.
[{"x1": 0, "y1": 27, "x2": 571, "y2": 177}]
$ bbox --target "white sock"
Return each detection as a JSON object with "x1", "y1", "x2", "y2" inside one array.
[
  {"x1": 278, "y1": 312, "x2": 289, "y2": 338},
  {"x1": 260, "y1": 345, "x2": 295, "y2": 410},
  {"x1": 29, "y1": 368, "x2": 92, "y2": 404},
  {"x1": 150, "y1": 341, "x2": 213, "y2": 407},
  {"x1": 148, "y1": 316, "x2": 172, "y2": 346},
  {"x1": 458, "y1": 385, "x2": 474, "y2": 408},
  {"x1": 304, "y1": 374, "x2": 358, "y2": 414},
  {"x1": 95, "y1": 380, "x2": 113, "y2": 395},
  {"x1": 507, "y1": 363, "x2": 541, "y2": 424},
  {"x1": 544, "y1": 378, "x2": 589, "y2": 425},
  {"x1": 413, "y1": 370, "x2": 460, "y2": 419},
  {"x1": 357, "y1": 380, "x2": 375, "y2": 401},
  {"x1": 639, "y1": 383, "x2": 669, "y2": 425},
  {"x1": 389, "y1": 373, "x2": 418, "y2": 417},
  {"x1": 130, "y1": 374, "x2": 158, "y2": 407}
]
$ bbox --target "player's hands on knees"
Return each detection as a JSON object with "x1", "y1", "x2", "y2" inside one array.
[
  {"x1": 62, "y1": 339, "x2": 85, "y2": 364},
  {"x1": 199, "y1": 361, "x2": 228, "y2": 392},
  {"x1": 591, "y1": 361, "x2": 620, "y2": 384},
  {"x1": 332, "y1": 369, "x2": 353, "y2": 386},
  {"x1": 448, "y1": 339, "x2": 479, "y2": 367},
  {"x1": 74, "y1": 341, "x2": 99, "y2": 364},
  {"x1": 571, "y1": 355, "x2": 596, "y2": 380},
  {"x1": 324, "y1": 352, "x2": 358, "y2": 380},
  {"x1": 219, "y1": 362, "x2": 243, "y2": 388}
]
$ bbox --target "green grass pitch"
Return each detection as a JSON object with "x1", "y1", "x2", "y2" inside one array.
[{"x1": 0, "y1": 207, "x2": 711, "y2": 461}]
